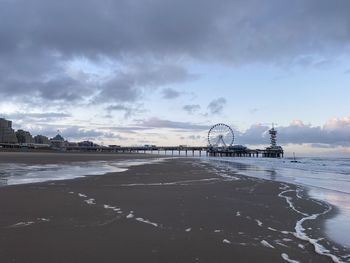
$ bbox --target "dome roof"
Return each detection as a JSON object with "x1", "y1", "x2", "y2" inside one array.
[{"x1": 51, "y1": 134, "x2": 64, "y2": 141}]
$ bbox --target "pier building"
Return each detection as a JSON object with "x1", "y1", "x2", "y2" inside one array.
[{"x1": 207, "y1": 123, "x2": 283, "y2": 158}]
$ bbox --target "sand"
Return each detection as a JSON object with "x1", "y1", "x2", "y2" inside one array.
[{"x1": 0, "y1": 152, "x2": 345, "y2": 262}]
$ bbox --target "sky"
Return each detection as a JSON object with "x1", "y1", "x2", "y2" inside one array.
[{"x1": 0, "y1": 0, "x2": 350, "y2": 156}]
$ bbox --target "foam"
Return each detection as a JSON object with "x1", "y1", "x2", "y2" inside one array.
[
  {"x1": 293, "y1": 206, "x2": 346, "y2": 263},
  {"x1": 135, "y1": 217, "x2": 158, "y2": 227},
  {"x1": 275, "y1": 241, "x2": 289, "y2": 248},
  {"x1": 37, "y1": 218, "x2": 50, "y2": 222},
  {"x1": 281, "y1": 253, "x2": 300, "y2": 263},
  {"x1": 261, "y1": 240, "x2": 275, "y2": 249},
  {"x1": 84, "y1": 198, "x2": 95, "y2": 205},
  {"x1": 10, "y1": 221, "x2": 35, "y2": 228},
  {"x1": 255, "y1": 219, "x2": 263, "y2": 227},
  {"x1": 120, "y1": 178, "x2": 220, "y2": 187},
  {"x1": 279, "y1": 189, "x2": 346, "y2": 262},
  {"x1": 267, "y1": 227, "x2": 278, "y2": 232},
  {"x1": 278, "y1": 189, "x2": 309, "y2": 216},
  {"x1": 103, "y1": 204, "x2": 115, "y2": 209},
  {"x1": 298, "y1": 244, "x2": 305, "y2": 249},
  {"x1": 126, "y1": 212, "x2": 134, "y2": 219},
  {"x1": 103, "y1": 204, "x2": 121, "y2": 212},
  {"x1": 223, "y1": 239, "x2": 231, "y2": 244}
]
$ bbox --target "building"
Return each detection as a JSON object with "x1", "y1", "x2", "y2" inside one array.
[
  {"x1": 262, "y1": 126, "x2": 284, "y2": 158},
  {"x1": 78, "y1": 141, "x2": 95, "y2": 147},
  {"x1": 0, "y1": 118, "x2": 18, "y2": 144},
  {"x1": 50, "y1": 134, "x2": 67, "y2": 149},
  {"x1": 15, "y1": 129, "x2": 34, "y2": 144},
  {"x1": 34, "y1": 135, "x2": 50, "y2": 144}
]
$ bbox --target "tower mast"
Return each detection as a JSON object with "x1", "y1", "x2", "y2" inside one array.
[{"x1": 269, "y1": 123, "x2": 277, "y2": 148}]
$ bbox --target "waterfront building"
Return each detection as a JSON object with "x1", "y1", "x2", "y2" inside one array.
[
  {"x1": 50, "y1": 134, "x2": 67, "y2": 149},
  {"x1": 0, "y1": 118, "x2": 18, "y2": 144},
  {"x1": 15, "y1": 129, "x2": 34, "y2": 144},
  {"x1": 78, "y1": 141, "x2": 95, "y2": 147},
  {"x1": 34, "y1": 135, "x2": 50, "y2": 144}
]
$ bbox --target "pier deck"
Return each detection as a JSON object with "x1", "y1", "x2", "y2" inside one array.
[{"x1": 1, "y1": 143, "x2": 283, "y2": 158}]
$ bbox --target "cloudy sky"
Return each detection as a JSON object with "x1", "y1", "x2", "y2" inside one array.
[{"x1": 1, "y1": 0, "x2": 350, "y2": 156}]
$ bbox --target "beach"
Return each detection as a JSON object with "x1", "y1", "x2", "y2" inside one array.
[{"x1": 0, "y1": 152, "x2": 348, "y2": 262}]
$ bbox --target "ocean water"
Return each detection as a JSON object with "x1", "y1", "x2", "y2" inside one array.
[
  {"x1": 0, "y1": 159, "x2": 163, "y2": 186},
  {"x1": 205, "y1": 157, "x2": 350, "y2": 249}
]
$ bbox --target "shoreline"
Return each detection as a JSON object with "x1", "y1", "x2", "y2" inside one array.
[
  {"x1": 204, "y1": 157, "x2": 350, "y2": 250},
  {"x1": 0, "y1": 153, "x2": 349, "y2": 262}
]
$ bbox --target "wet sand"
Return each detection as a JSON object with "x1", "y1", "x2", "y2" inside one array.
[
  {"x1": 0, "y1": 151, "x2": 156, "y2": 164},
  {"x1": 0, "y1": 153, "x2": 347, "y2": 262}
]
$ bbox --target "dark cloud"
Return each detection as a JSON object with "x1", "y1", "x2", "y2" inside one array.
[
  {"x1": 183, "y1": 104, "x2": 201, "y2": 114},
  {"x1": 60, "y1": 127, "x2": 104, "y2": 140},
  {"x1": 235, "y1": 118, "x2": 350, "y2": 147},
  {"x1": 0, "y1": 76, "x2": 94, "y2": 103},
  {"x1": 1, "y1": 0, "x2": 350, "y2": 106},
  {"x1": 2, "y1": 0, "x2": 350, "y2": 62},
  {"x1": 3, "y1": 112, "x2": 71, "y2": 121},
  {"x1": 94, "y1": 63, "x2": 193, "y2": 103},
  {"x1": 24, "y1": 125, "x2": 121, "y2": 142},
  {"x1": 207, "y1": 97, "x2": 226, "y2": 115},
  {"x1": 0, "y1": 61, "x2": 193, "y2": 105},
  {"x1": 161, "y1": 88, "x2": 181, "y2": 99}
]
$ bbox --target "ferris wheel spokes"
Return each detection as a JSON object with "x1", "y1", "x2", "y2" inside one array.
[{"x1": 208, "y1": 123, "x2": 234, "y2": 148}]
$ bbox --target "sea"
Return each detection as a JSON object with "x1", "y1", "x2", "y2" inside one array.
[{"x1": 0, "y1": 158, "x2": 163, "y2": 186}]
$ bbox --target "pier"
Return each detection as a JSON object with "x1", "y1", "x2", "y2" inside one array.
[
  {"x1": 0, "y1": 122, "x2": 284, "y2": 158},
  {"x1": 0, "y1": 143, "x2": 283, "y2": 158}
]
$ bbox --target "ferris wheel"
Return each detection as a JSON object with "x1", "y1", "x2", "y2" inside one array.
[{"x1": 208, "y1": 123, "x2": 234, "y2": 147}]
